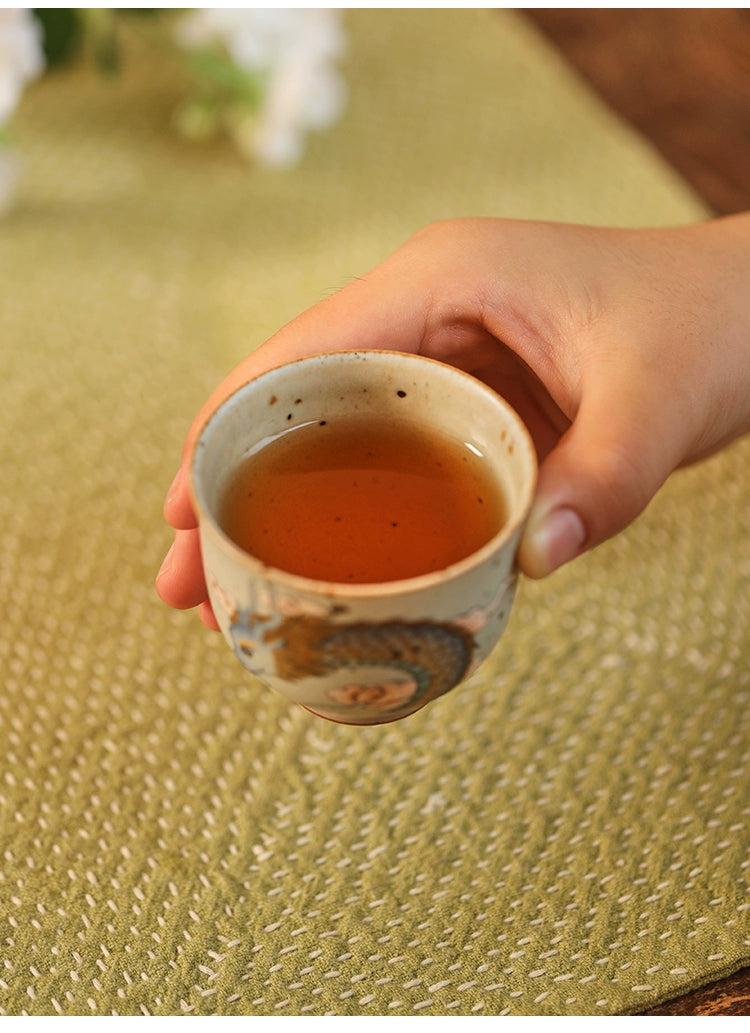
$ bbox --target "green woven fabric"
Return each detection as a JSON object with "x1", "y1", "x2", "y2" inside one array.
[{"x1": 1, "y1": 9, "x2": 748, "y2": 1017}]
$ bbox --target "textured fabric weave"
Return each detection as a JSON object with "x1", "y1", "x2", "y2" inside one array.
[{"x1": 1, "y1": 9, "x2": 748, "y2": 1016}]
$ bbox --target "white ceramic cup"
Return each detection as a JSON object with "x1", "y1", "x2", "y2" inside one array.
[{"x1": 189, "y1": 351, "x2": 537, "y2": 725}]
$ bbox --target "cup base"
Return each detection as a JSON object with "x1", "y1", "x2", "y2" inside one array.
[{"x1": 299, "y1": 703, "x2": 424, "y2": 726}]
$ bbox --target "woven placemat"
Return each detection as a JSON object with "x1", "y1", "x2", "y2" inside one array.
[{"x1": 1, "y1": 9, "x2": 747, "y2": 1017}]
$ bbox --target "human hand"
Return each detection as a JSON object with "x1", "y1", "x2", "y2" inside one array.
[{"x1": 156, "y1": 214, "x2": 750, "y2": 629}]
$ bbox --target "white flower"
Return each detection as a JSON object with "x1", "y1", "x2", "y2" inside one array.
[
  {"x1": 174, "y1": 8, "x2": 346, "y2": 167},
  {"x1": 0, "y1": 9, "x2": 44, "y2": 127}
]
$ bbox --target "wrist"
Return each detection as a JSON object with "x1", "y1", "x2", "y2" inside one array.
[
  {"x1": 681, "y1": 214, "x2": 750, "y2": 455},
  {"x1": 710, "y1": 213, "x2": 750, "y2": 437}
]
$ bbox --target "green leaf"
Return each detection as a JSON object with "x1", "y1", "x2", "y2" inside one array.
[
  {"x1": 32, "y1": 8, "x2": 82, "y2": 67},
  {"x1": 185, "y1": 49, "x2": 265, "y2": 108},
  {"x1": 78, "y1": 8, "x2": 120, "y2": 76}
]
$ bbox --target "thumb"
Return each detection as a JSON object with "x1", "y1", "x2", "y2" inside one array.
[{"x1": 518, "y1": 379, "x2": 683, "y2": 578}]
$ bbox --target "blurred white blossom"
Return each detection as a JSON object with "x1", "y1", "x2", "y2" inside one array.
[
  {"x1": 0, "y1": 8, "x2": 44, "y2": 213},
  {"x1": 0, "y1": 8, "x2": 44, "y2": 126},
  {"x1": 173, "y1": 8, "x2": 347, "y2": 167}
]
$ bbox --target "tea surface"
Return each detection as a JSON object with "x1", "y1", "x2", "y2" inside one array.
[{"x1": 219, "y1": 416, "x2": 506, "y2": 583}]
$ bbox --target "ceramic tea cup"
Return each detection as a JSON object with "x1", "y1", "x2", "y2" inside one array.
[{"x1": 188, "y1": 350, "x2": 537, "y2": 725}]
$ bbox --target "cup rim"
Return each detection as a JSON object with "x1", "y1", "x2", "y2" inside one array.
[{"x1": 188, "y1": 350, "x2": 538, "y2": 599}]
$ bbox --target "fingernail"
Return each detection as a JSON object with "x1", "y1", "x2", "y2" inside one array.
[
  {"x1": 157, "y1": 542, "x2": 175, "y2": 582},
  {"x1": 166, "y1": 467, "x2": 182, "y2": 507},
  {"x1": 527, "y1": 506, "x2": 587, "y2": 577},
  {"x1": 540, "y1": 506, "x2": 587, "y2": 573}
]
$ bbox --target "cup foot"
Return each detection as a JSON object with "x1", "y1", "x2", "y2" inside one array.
[{"x1": 299, "y1": 703, "x2": 423, "y2": 726}]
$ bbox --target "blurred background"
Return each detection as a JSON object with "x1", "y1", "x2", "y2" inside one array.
[{"x1": 528, "y1": 8, "x2": 750, "y2": 217}]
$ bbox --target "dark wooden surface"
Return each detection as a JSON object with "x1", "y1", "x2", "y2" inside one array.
[
  {"x1": 525, "y1": 8, "x2": 750, "y2": 216},
  {"x1": 521, "y1": 7, "x2": 750, "y2": 1016},
  {"x1": 643, "y1": 966, "x2": 750, "y2": 1017}
]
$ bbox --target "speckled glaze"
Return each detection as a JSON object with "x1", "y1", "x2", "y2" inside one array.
[{"x1": 189, "y1": 351, "x2": 537, "y2": 725}]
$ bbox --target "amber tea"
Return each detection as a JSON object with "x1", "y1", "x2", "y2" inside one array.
[{"x1": 219, "y1": 414, "x2": 507, "y2": 583}]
